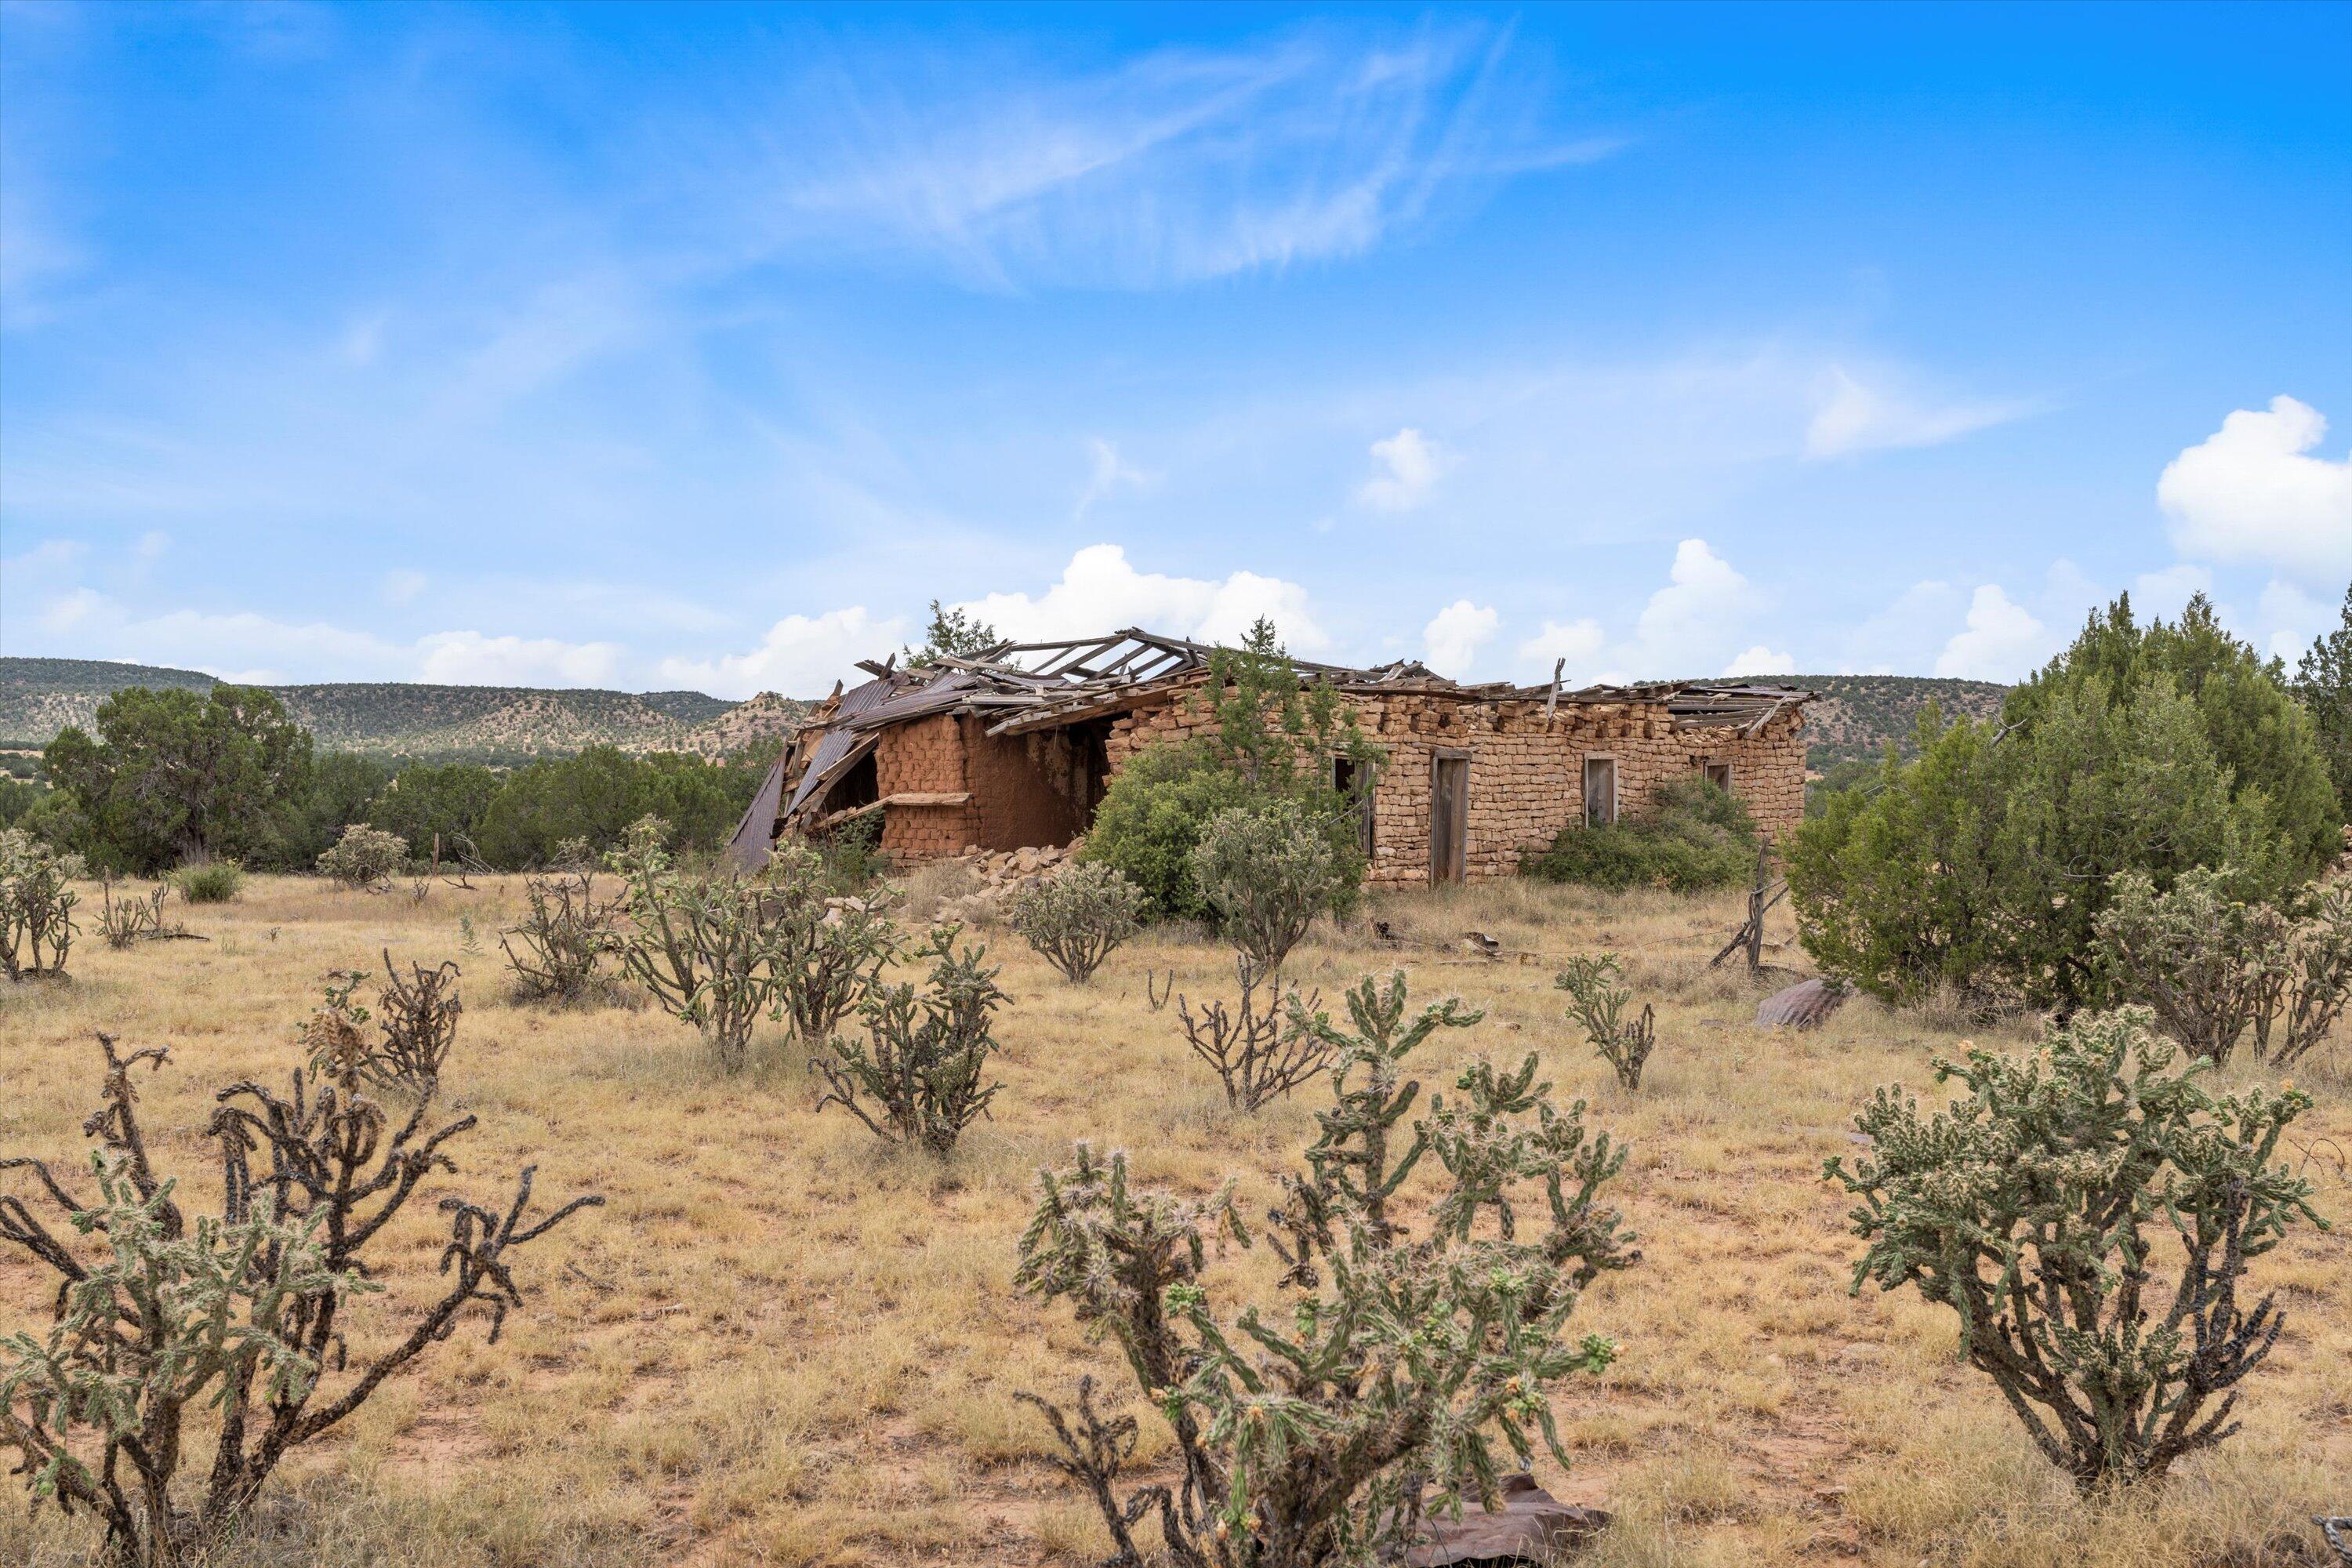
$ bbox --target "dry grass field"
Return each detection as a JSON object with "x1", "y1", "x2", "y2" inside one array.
[{"x1": 2, "y1": 872, "x2": 2346, "y2": 1568}]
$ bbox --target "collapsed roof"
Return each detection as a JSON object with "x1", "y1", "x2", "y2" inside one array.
[{"x1": 724, "y1": 628, "x2": 1812, "y2": 863}]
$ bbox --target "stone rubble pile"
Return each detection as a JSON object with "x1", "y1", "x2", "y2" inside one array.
[{"x1": 927, "y1": 840, "x2": 1080, "y2": 926}]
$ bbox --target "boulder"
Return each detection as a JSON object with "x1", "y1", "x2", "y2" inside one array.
[
  {"x1": 1755, "y1": 978, "x2": 1848, "y2": 1031},
  {"x1": 1405, "y1": 1474, "x2": 1611, "y2": 1566}
]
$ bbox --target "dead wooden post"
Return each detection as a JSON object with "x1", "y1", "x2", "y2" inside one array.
[
  {"x1": 1745, "y1": 834, "x2": 1769, "y2": 974},
  {"x1": 1712, "y1": 832, "x2": 1787, "y2": 972}
]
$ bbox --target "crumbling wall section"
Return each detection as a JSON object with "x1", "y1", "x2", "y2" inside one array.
[
  {"x1": 964, "y1": 719, "x2": 1093, "y2": 851},
  {"x1": 873, "y1": 713, "x2": 977, "y2": 860}
]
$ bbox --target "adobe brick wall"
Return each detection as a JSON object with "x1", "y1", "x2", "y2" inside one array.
[
  {"x1": 874, "y1": 713, "x2": 978, "y2": 860},
  {"x1": 1104, "y1": 687, "x2": 1806, "y2": 887}
]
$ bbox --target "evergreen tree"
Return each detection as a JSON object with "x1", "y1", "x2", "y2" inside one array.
[{"x1": 2292, "y1": 584, "x2": 2352, "y2": 814}]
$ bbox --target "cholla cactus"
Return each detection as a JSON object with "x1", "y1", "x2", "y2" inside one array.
[
  {"x1": 611, "y1": 818, "x2": 787, "y2": 1072},
  {"x1": 501, "y1": 865, "x2": 626, "y2": 1002},
  {"x1": 0, "y1": 828, "x2": 79, "y2": 982},
  {"x1": 368, "y1": 948, "x2": 463, "y2": 1095},
  {"x1": 1826, "y1": 1007, "x2": 2328, "y2": 1493},
  {"x1": 1192, "y1": 800, "x2": 1347, "y2": 975},
  {"x1": 1555, "y1": 953, "x2": 1656, "y2": 1091},
  {"x1": 2097, "y1": 867, "x2": 2352, "y2": 1068},
  {"x1": 316, "y1": 822, "x2": 408, "y2": 891},
  {"x1": 1018, "y1": 971, "x2": 1636, "y2": 1568},
  {"x1": 1010, "y1": 862, "x2": 1146, "y2": 984},
  {"x1": 1174, "y1": 955, "x2": 1330, "y2": 1111},
  {"x1": 812, "y1": 924, "x2": 1007, "y2": 1155},
  {"x1": 763, "y1": 840, "x2": 898, "y2": 1039},
  {"x1": 0, "y1": 1032, "x2": 598, "y2": 1567},
  {"x1": 96, "y1": 877, "x2": 172, "y2": 950}
]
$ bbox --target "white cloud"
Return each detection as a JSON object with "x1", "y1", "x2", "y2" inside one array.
[
  {"x1": 2256, "y1": 578, "x2": 2331, "y2": 663},
  {"x1": 657, "y1": 607, "x2": 905, "y2": 700},
  {"x1": 958, "y1": 543, "x2": 1328, "y2": 652},
  {"x1": 133, "y1": 531, "x2": 171, "y2": 563},
  {"x1": 1421, "y1": 600, "x2": 1498, "y2": 676},
  {"x1": 2158, "y1": 395, "x2": 2352, "y2": 581},
  {"x1": 2129, "y1": 564, "x2": 2212, "y2": 623},
  {"x1": 1627, "y1": 539, "x2": 1766, "y2": 670},
  {"x1": 382, "y1": 569, "x2": 429, "y2": 606},
  {"x1": 1804, "y1": 366, "x2": 2034, "y2": 459},
  {"x1": 1836, "y1": 579, "x2": 1963, "y2": 674},
  {"x1": 14, "y1": 586, "x2": 638, "y2": 689},
  {"x1": 1514, "y1": 615, "x2": 1606, "y2": 677},
  {"x1": 1934, "y1": 585, "x2": 2049, "y2": 681},
  {"x1": 416, "y1": 631, "x2": 622, "y2": 687},
  {"x1": 1075, "y1": 437, "x2": 1152, "y2": 520},
  {"x1": 0, "y1": 538, "x2": 85, "y2": 579},
  {"x1": 1722, "y1": 644, "x2": 1793, "y2": 677},
  {"x1": 1357, "y1": 427, "x2": 1447, "y2": 511}
]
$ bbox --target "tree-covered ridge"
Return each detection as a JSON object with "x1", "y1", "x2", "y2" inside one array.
[
  {"x1": 1754, "y1": 673, "x2": 2009, "y2": 773},
  {"x1": 0, "y1": 657, "x2": 809, "y2": 760}
]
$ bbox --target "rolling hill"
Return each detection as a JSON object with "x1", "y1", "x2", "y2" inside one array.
[
  {"x1": 0, "y1": 658, "x2": 811, "y2": 763},
  {"x1": 1766, "y1": 673, "x2": 2009, "y2": 772}
]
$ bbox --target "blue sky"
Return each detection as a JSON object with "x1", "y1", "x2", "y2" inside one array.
[{"x1": 3, "y1": 2, "x2": 2347, "y2": 697}]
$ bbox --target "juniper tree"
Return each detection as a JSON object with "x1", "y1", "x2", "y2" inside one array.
[
  {"x1": 1825, "y1": 1008, "x2": 2328, "y2": 1493},
  {"x1": 0, "y1": 1032, "x2": 598, "y2": 1566},
  {"x1": 1018, "y1": 971, "x2": 1636, "y2": 1568}
]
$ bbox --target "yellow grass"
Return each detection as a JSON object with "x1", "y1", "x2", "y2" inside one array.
[{"x1": 2, "y1": 873, "x2": 2346, "y2": 1567}]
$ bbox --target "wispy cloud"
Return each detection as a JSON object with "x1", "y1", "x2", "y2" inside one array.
[
  {"x1": 766, "y1": 20, "x2": 1618, "y2": 289},
  {"x1": 1803, "y1": 365, "x2": 2041, "y2": 459}
]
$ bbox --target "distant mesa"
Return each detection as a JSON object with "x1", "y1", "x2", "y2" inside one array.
[
  {"x1": 2, "y1": 655, "x2": 2002, "y2": 773},
  {"x1": 0, "y1": 657, "x2": 813, "y2": 763}
]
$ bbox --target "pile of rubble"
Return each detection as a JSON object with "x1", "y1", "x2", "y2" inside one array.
[{"x1": 924, "y1": 840, "x2": 1080, "y2": 925}]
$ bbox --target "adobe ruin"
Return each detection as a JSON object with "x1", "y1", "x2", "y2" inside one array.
[{"x1": 725, "y1": 630, "x2": 1812, "y2": 887}]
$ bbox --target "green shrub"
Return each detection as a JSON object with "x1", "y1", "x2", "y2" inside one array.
[
  {"x1": 1080, "y1": 619, "x2": 1381, "y2": 922},
  {"x1": 1523, "y1": 776, "x2": 1758, "y2": 892},
  {"x1": 1007, "y1": 861, "x2": 1145, "y2": 984},
  {"x1": 1077, "y1": 739, "x2": 1258, "y2": 919},
  {"x1": 1792, "y1": 594, "x2": 2337, "y2": 1012},
  {"x1": 172, "y1": 859, "x2": 245, "y2": 903},
  {"x1": 1826, "y1": 1008, "x2": 2328, "y2": 1494},
  {"x1": 473, "y1": 746, "x2": 763, "y2": 869}
]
